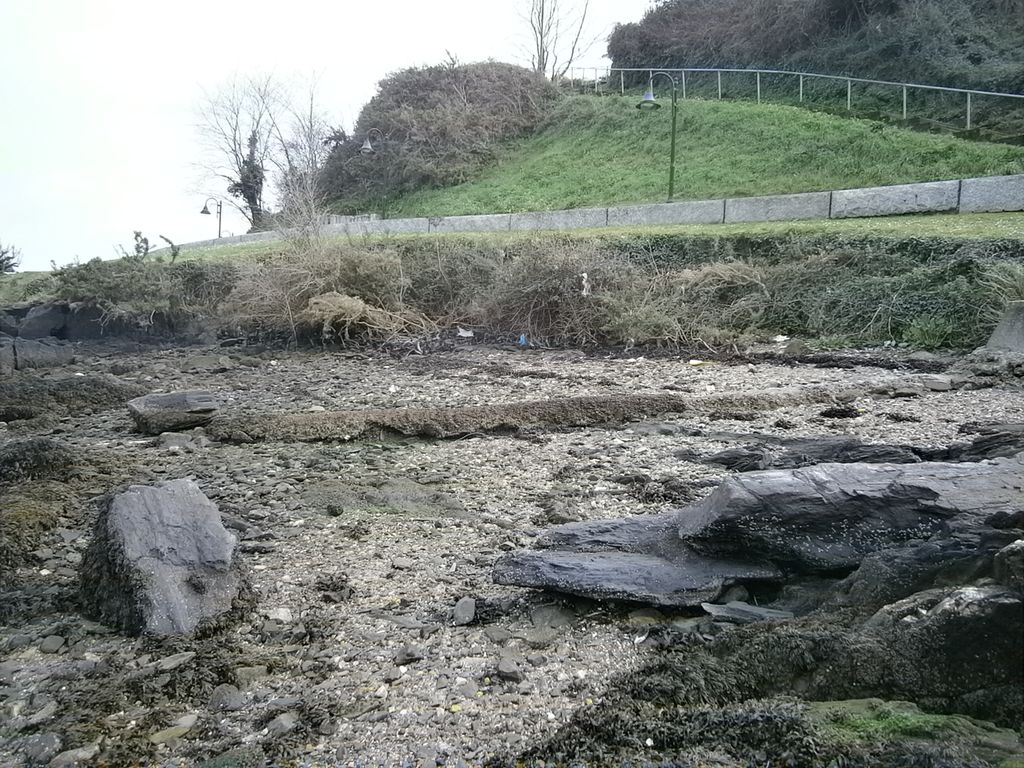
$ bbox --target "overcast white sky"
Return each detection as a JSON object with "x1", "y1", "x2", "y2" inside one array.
[{"x1": 0, "y1": 0, "x2": 654, "y2": 271}]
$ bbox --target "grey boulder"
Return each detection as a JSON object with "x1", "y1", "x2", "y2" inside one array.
[
  {"x1": 79, "y1": 478, "x2": 244, "y2": 635},
  {"x1": 127, "y1": 390, "x2": 219, "y2": 434}
]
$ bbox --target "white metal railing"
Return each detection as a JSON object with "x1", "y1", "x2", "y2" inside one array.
[{"x1": 567, "y1": 66, "x2": 1024, "y2": 132}]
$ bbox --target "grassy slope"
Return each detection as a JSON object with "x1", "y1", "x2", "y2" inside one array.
[{"x1": 393, "y1": 96, "x2": 1024, "y2": 216}]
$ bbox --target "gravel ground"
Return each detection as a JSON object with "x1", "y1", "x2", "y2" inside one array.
[{"x1": 1, "y1": 343, "x2": 1022, "y2": 767}]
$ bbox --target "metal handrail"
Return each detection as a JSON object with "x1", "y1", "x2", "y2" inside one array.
[
  {"x1": 596, "y1": 67, "x2": 1024, "y2": 100},
  {"x1": 567, "y1": 66, "x2": 1024, "y2": 133}
]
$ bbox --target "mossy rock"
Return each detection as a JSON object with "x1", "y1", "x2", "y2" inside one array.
[{"x1": 808, "y1": 699, "x2": 1024, "y2": 764}]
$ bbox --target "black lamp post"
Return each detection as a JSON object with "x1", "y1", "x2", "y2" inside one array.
[
  {"x1": 359, "y1": 128, "x2": 386, "y2": 156},
  {"x1": 199, "y1": 197, "x2": 223, "y2": 238},
  {"x1": 637, "y1": 72, "x2": 680, "y2": 202}
]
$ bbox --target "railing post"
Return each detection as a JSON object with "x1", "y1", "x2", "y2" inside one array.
[
  {"x1": 595, "y1": 67, "x2": 599, "y2": 94},
  {"x1": 681, "y1": 70, "x2": 687, "y2": 100},
  {"x1": 966, "y1": 92, "x2": 972, "y2": 130},
  {"x1": 847, "y1": 78, "x2": 852, "y2": 110},
  {"x1": 799, "y1": 74, "x2": 803, "y2": 102},
  {"x1": 756, "y1": 71, "x2": 761, "y2": 104},
  {"x1": 717, "y1": 71, "x2": 722, "y2": 100},
  {"x1": 902, "y1": 85, "x2": 907, "y2": 120},
  {"x1": 620, "y1": 69, "x2": 625, "y2": 95}
]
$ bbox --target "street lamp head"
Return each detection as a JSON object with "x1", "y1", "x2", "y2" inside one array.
[
  {"x1": 200, "y1": 204, "x2": 211, "y2": 215},
  {"x1": 360, "y1": 137, "x2": 376, "y2": 155},
  {"x1": 637, "y1": 90, "x2": 661, "y2": 110}
]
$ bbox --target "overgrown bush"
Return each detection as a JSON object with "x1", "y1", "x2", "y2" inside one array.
[
  {"x1": 319, "y1": 61, "x2": 561, "y2": 214},
  {"x1": 608, "y1": 0, "x2": 1024, "y2": 135},
  {"x1": 45, "y1": 232, "x2": 1021, "y2": 350}
]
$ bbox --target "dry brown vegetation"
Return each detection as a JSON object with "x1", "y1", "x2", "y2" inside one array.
[{"x1": 42, "y1": 231, "x2": 1024, "y2": 350}]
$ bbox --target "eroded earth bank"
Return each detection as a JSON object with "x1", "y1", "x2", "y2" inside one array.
[{"x1": 1, "y1": 341, "x2": 1022, "y2": 767}]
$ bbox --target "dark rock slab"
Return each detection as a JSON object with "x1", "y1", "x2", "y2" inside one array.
[
  {"x1": 79, "y1": 478, "x2": 244, "y2": 636},
  {"x1": 494, "y1": 550, "x2": 782, "y2": 607},
  {"x1": 12, "y1": 338, "x2": 75, "y2": 370},
  {"x1": 679, "y1": 456, "x2": 1024, "y2": 573},
  {"x1": 700, "y1": 601, "x2": 794, "y2": 624},
  {"x1": 702, "y1": 436, "x2": 921, "y2": 472},
  {"x1": 127, "y1": 391, "x2": 220, "y2": 434},
  {"x1": 495, "y1": 512, "x2": 782, "y2": 607},
  {"x1": 819, "y1": 535, "x2": 1009, "y2": 614}
]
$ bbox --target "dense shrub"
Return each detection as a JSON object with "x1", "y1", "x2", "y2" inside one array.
[
  {"x1": 608, "y1": 0, "x2": 1024, "y2": 92},
  {"x1": 319, "y1": 62, "x2": 561, "y2": 214}
]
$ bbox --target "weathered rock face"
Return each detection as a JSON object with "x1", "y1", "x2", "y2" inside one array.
[
  {"x1": 0, "y1": 334, "x2": 75, "y2": 374},
  {"x1": 17, "y1": 303, "x2": 68, "y2": 340},
  {"x1": 11, "y1": 337, "x2": 75, "y2": 370},
  {"x1": 79, "y1": 479, "x2": 244, "y2": 636},
  {"x1": 127, "y1": 391, "x2": 220, "y2": 434},
  {"x1": 679, "y1": 457, "x2": 1024, "y2": 573},
  {"x1": 701, "y1": 436, "x2": 921, "y2": 472}
]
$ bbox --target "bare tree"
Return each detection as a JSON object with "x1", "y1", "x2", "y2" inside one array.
[
  {"x1": 0, "y1": 240, "x2": 21, "y2": 274},
  {"x1": 525, "y1": 0, "x2": 592, "y2": 80},
  {"x1": 196, "y1": 76, "x2": 284, "y2": 229},
  {"x1": 269, "y1": 83, "x2": 336, "y2": 248}
]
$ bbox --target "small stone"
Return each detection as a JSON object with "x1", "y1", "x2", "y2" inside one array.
[
  {"x1": 395, "y1": 645, "x2": 425, "y2": 665},
  {"x1": 526, "y1": 653, "x2": 547, "y2": 667},
  {"x1": 265, "y1": 711, "x2": 298, "y2": 738},
  {"x1": 266, "y1": 607, "x2": 293, "y2": 623},
  {"x1": 496, "y1": 658, "x2": 524, "y2": 682},
  {"x1": 7, "y1": 633, "x2": 33, "y2": 651},
  {"x1": 720, "y1": 585, "x2": 750, "y2": 603},
  {"x1": 38, "y1": 636, "x2": 65, "y2": 654},
  {"x1": 234, "y1": 665, "x2": 269, "y2": 686},
  {"x1": 483, "y1": 627, "x2": 512, "y2": 645},
  {"x1": 530, "y1": 604, "x2": 576, "y2": 629},
  {"x1": 382, "y1": 666, "x2": 403, "y2": 683},
  {"x1": 517, "y1": 627, "x2": 559, "y2": 649},
  {"x1": 150, "y1": 721, "x2": 193, "y2": 745},
  {"x1": 209, "y1": 683, "x2": 245, "y2": 712},
  {"x1": 627, "y1": 608, "x2": 665, "y2": 627},
  {"x1": 392, "y1": 557, "x2": 416, "y2": 570},
  {"x1": 24, "y1": 732, "x2": 62, "y2": 765},
  {"x1": 48, "y1": 743, "x2": 100, "y2": 767},
  {"x1": 155, "y1": 651, "x2": 196, "y2": 671},
  {"x1": 453, "y1": 597, "x2": 476, "y2": 626}
]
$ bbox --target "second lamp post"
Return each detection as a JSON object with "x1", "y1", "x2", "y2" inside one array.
[{"x1": 637, "y1": 72, "x2": 680, "y2": 202}]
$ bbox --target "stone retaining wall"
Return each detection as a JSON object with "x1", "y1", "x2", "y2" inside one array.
[{"x1": 171, "y1": 173, "x2": 1024, "y2": 251}]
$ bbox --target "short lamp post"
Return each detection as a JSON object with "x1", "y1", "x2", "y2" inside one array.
[
  {"x1": 637, "y1": 72, "x2": 680, "y2": 202},
  {"x1": 199, "y1": 197, "x2": 223, "y2": 238},
  {"x1": 359, "y1": 127, "x2": 386, "y2": 156}
]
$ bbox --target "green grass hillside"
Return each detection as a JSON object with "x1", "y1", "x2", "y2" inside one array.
[{"x1": 392, "y1": 96, "x2": 1024, "y2": 216}]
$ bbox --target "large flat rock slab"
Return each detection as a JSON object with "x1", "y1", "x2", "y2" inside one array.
[
  {"x1": 79, "y1": 479, "x2": 244, "y2": 636},
  {"x1": 128, "y1": 390, "x2": 220, "y2": 434},
  {"x1": 679, "y1": 456, "x2": 1024, "y2": 573},
  {"x1": 493, "y1": 549, "x2": 782, "y2": 607}
]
